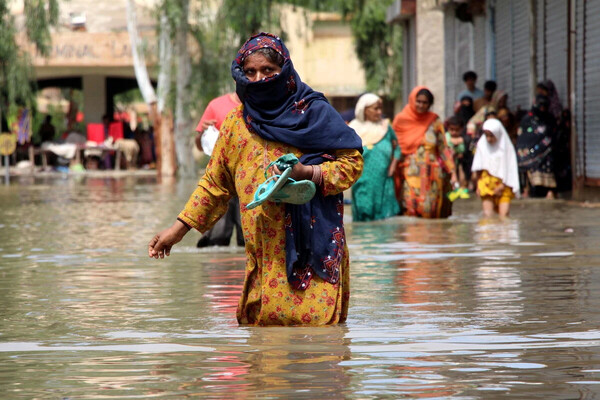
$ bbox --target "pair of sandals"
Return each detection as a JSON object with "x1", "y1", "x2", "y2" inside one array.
[
  {"x1": 447, "y1": 187, "x2": 470, "y2": 202},
  {"x1": 246, "y1": 154, "x2": 316, "y2": 210}
]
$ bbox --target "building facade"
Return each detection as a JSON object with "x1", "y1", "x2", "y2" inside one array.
[
  {"x1": 388, "y1": 0, "x2": 600, "y2": 189},
  {"x1": 14, "y1": 1, "x2": 365, "y2": 126}
]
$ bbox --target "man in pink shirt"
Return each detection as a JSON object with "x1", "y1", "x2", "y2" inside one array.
[
  {"x1": 194, "y1": 93, "x2": 241, "y2": 150},
  {"x1": 194, "y1": 93, "x2": 245, "y2": 248}
]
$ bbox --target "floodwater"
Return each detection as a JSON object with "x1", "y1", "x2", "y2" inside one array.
[{"x1": 1, "y1": 176, "x2": 600, "y2": 399}]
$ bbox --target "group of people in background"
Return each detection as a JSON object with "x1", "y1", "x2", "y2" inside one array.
[
  {"x1": 347, "y1": 70, "x2": 571, "y2": 222},
  {"x1": 30, "y1": 113, "x2": 156, "y2": 171},
  {"x1": 192, "y1": 69, "x2": 572, "y2": 231},
  {"x1": 350, "y1": 87, "x2": 457, "y2": 222},
  {"x1": 149, "y1": 32, "x2": 575, "y2": 327}
]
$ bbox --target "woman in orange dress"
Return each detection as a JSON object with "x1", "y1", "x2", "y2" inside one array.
[
  {"x1": 147, "y1": 33, "x2": 364, "y2": 326},
  {"x1": 392, "y1": 86, "x2": 457, "y2": 218}
]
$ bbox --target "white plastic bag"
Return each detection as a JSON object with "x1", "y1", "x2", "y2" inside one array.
[{"x1": 200, "y1": 125, "x2": 219, "y2": 157}]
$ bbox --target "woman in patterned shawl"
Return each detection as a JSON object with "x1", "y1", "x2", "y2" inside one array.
[
  {"x1": 148, "y1": 33, "x2": 364, "y2": 326},
  {"x1": 392, "y1": 86, "x2": 457, "y2": 218},
  {"x1": 517, "y1": 94, "x2": 557, "y2": 198}
]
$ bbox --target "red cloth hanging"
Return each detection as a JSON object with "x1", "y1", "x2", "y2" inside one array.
[
  {"x1": 86, "y1": 123, "x2": 104, "y2": 144},
  {"x1": 109, "y1": 122, "x2": 124, "y2": 141}
]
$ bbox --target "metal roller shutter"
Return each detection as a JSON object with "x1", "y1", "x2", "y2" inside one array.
[
  {"x1": 494, "y1": 0, "x2": 512, "y2": 100},
  {"x1": 536, "y1": 0, "x2": 545, "y2": 79},
  {"x1": 510, "y1": 0, "x2": 531, "y2": 111},
  {"x1": 583, "y1": 0, "x2": 600, "y2": 179},
  {"x1": 494, "y1": 0, "x2": 531, "y2": 110},
  {"x1": 473, "y1": 15, "x2": 487, "y2": 81},
  {"x1": 444, "y1": 7, "x2": 476, "y2": 118},
  {"x1": 575, "y1": 0, "x2": 585, "y2": 178},
  {"x1": 543, "y1": 0, "x2": 568, "y2": 107},
  {"x1": 456, "y1": 20, "x2": 473, "y2": 79}
]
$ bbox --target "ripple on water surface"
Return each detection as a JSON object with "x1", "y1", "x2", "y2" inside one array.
[{"x1": 1, "y1": 179, "x2": 600, "y2": 398}]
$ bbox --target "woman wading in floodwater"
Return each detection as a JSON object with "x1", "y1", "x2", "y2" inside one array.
[{"x1": 148, "y1": 33, "x2": 363, "y2": 326}]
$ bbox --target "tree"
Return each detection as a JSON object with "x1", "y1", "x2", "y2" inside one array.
[
  {"x1": 220, "y1": 0, "x2": 402, "y2": 96},
  {"x1": 0, "y1": 0, "x2": 59, "y2": 129},
  {"x1": 129, "y1": 0, "x2": 401, "y2": 178},
  {"x1": 172, "y1": 0, "x2": 194, "y2": 178},
  {"x1": 126, "y1": 0, "x2": 177, "y2": 177},
  {"x1": 340, "y1": 0, "x2": 403, "y2": 98}
]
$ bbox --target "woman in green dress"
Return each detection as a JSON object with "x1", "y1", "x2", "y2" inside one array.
[{"x1": 350, "y1": 93, "x2": 401, "y2": 221}]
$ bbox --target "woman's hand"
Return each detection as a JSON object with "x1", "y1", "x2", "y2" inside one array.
[
  {"x1": 387, "y1": 159, "x2": 397, "y2": 177},
  {"x1": 200, "y1": 119, "x2": 217, "y2": 133},
  {"x1": 273, "y1": 162, "x2": 312, "y2": 181},
  {"x1": 493, "y1": 184, "x2": 505, "y2": 197},
  {"x1": 450, "y1": 172, "x2": 459, "y2": 186},
  {"x1": 148, "y1": 220, "x2": 190, "y2": 259}
]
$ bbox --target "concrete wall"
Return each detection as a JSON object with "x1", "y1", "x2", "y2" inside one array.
[
  {"x1": 282, "y1": 7, "x2": 366, "y2": 97},
  {"x1": 415, "y1": 0, "x2": 446, "y2": 117},
  {"x1": 82, "y1": 75, "x2": 106, "y2": 124}
]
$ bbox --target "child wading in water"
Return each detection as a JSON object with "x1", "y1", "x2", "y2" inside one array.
[
  {"x1": 445, "y1": 116, "x2": 471, "y2": 200},
  {"x1": 471, "y1": 119, "x2": 520, "y2": 217}
]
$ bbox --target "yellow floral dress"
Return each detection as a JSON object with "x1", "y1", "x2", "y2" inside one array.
[
  {"x1": 178, "y1": 106, "x2": 364, "y2": 326},
  {"x1": 477, "y1": 170, "x2": 514, "y2": 205}
]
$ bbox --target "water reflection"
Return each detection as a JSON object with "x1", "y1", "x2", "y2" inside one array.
[
  {"x1": 3, "y1": 178, "x2": 600, "y2": 398},
  {"x1": 474, "y1": 218, "x2": 521, "y2": 245}
]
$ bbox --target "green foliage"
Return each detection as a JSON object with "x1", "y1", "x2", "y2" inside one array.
[
  {"x1": 114, "y1": 88, "x2": 145, "y2": 106},
  {"x1": 24, "y1": 0, "x2": 59, "y2": 57},
  {"x1": 0, "y1": 0, "x2": 58, "y2": 125},
  {"x1": 336, "y1": 0, "x2": 402, "y2": 97},
  {"x1": 219, "y1": 0, "x2": 278, "y2": 45},
  {"x1": 188, "y1": 24, "x2": 237, "y2": 108},
  {"x1": 154, "y1": 0, "x2": 401, "y2": 118},
  {"x1": 30, "y1": 103, "x2": 65, "y2": 144},
  {"x1": 216, "y1": 0, "x2": 402, "y2": 97}
]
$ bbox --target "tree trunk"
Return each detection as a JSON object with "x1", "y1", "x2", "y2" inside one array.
[
  {"x1": 160, "y1": 109, "x2": 177, "y2": 177},
  {"x1": 125, "y1": 0, "x2": 157, "y2": 106},
  {"x1": 174, "y1": 0, "x2": 194, "y2": 178},
  {"x1": 157, "y1": 9, "x2": 176, "y2": 177},
  {"x1": 126, "y1": 0, "x2": 177, "y2": 177},
  {"x1": 157, "y1": 12, "x2": 172, "y2": 115}
]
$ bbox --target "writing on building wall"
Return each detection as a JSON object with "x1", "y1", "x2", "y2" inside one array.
[{"x1": 22, "y1": 32, "x2": 156, "y2": 66}]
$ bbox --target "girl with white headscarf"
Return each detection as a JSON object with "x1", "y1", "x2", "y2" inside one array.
[
  {"x1": 472, "y1": 118, "x2": 520, "y2": 217},
  {"x1": 349, "y1": 93, "x2": 401, "y2": 221}
]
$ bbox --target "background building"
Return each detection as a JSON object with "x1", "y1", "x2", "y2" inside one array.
[
  {"x1": 13, "y1": 1, "x2": 366, "y2": 127},
  {"x1": 388, "y1": 0, "x2": 599, "y2": 190}
]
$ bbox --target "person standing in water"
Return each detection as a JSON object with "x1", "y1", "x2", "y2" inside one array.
[
  {"x1": 392, "y1": 86, "x2": 457, "y2": 218},
  {"x1": 193, "y1": 92, "x2": 245, "y2": 248},
  {"x1": 472, "y1": 119, "x2": 520, "y2": 218},
  {"x1": 148, "y1": 33, "x2": 364, "y2": 326}
]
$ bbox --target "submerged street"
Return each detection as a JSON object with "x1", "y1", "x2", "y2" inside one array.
[{"x1": 1, "y1": 176, "x2": 600, "y2": 399}]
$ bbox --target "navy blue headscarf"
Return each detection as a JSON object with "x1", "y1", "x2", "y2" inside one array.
[
  {"x1": 231, "y1": 33, "x2": 362, "y2": 153},
  {"x1": 231, "y1": 33, "x2": 362, "y2": 290}
]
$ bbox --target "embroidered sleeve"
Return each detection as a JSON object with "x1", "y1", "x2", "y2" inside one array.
[
  {"x1": 178, "y1": 114, "x2": 237, "y2": 232},
  {"x1": 433, "y1": 119, "x2": 455, "y2": 174},
  {"x1": 320, "y1": 149, "x2": 364, "y2": 196}
]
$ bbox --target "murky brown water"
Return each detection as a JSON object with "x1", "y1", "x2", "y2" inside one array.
[{"x1": 1, "y1": 176, "x2": 600, "y2": 399}]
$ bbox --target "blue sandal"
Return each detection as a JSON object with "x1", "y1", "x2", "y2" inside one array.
[
  {"x1": 272, "y1": 178, "x2": 316, "y2": 204},
  {"x1": 246, "y1": 166, "x2": 292, "y2": 209},
  {"x1": 246, "y1": 154, "x2": 316, "y2": 209}
]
